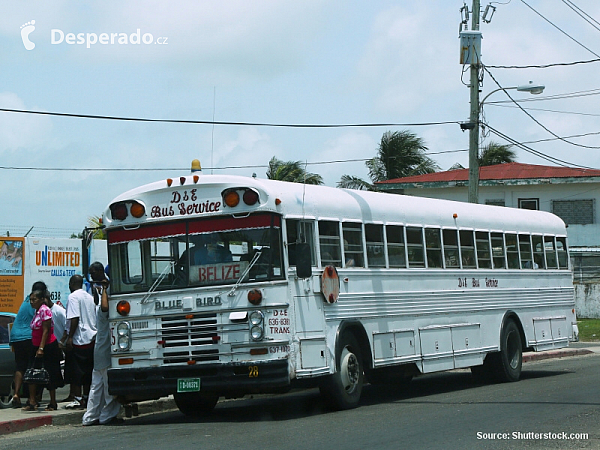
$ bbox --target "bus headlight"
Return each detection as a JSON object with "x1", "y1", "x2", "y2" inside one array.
[
  {"x1": 116, "y1": 322, "x2": 131, "y2": 351},
  {"x1": 118, "y1": 335, "x2": 131, "y2": 350},
  {"x1": 249, "y1": 310, "x2": 264, "y2": 326},
  {"x1": 250, "y1": 326, "x2": 264, "y2": 341},
  {"x1": 249, "y1": 311, "x2": 264, "y2": 341}
]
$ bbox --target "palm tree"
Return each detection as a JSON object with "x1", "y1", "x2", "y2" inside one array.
[
  {"x1": 266, "y1": 157, "x2": 324, "y2": 185},
  {"x1": 478, "y1": 142, "x2": 516, "y2": 166},
  {"x1": 337, "y1": 130, "x2": 439, "y2": 190},
  {"x1": 86, "y1": 215, "x2": 106, "y2": 239}
]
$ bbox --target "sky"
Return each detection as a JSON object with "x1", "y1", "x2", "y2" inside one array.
[{"x1": 1, "y1": 0, "x2": 599, "y2": 237}]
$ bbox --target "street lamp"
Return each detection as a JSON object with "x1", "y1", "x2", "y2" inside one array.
[{"x1": 467, "y1": 81, "x2": 545, "y2": 203}]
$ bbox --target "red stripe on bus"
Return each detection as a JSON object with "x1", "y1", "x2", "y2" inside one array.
[
  {"x1": 108, "y1": 214, "x2": 280, "y2": 244},
  {"x1": 108, "y1": 222, "x2": 186, "y2": 244},
  {"x1": 187, "y1": 214, "x2": 280, "y2": 234}
]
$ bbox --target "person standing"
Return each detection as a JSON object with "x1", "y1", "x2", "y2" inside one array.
[
  {"x1": 65, "y1": 274, "x2": 97, "y2": 409},
  {"x1": 22, "y1": 289, "x2": 64, "y2": 411},
  {"x1": 8, "y1": 281, "x2": 46, "y2": 408},
  {"x1": 82, "y1": 262, "x2": 121, "y2": 426}
]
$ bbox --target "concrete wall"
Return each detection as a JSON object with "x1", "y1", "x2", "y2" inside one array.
[{"x1": 575, "y1": 283, "x2": 600, "y2": 319}]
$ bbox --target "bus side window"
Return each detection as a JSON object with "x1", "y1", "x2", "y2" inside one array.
[
  {"x1": 545, "y1": 236, "x2": 558, "y2": 269},
  {"x1": 386, "y1": 225, "x2": 406, "y2": 268},
  {"x1": 459, "y1": 230, "x2": 476, "y2": 268},
  {"x1": 505, "y1": 233, "x2": 519, "y2": 269},
  {"x1": 406, "y1": 227, "x2": 425, "y2": 268},
  {"x1": 342, "y1": 222, "x2": 364, "y2": 268},
  {"x1": 491, "y1": 232, "x2": 506, "y2": 269},
  {"x1": 286, "y1": 219, "x2": 315, "y2": 267},
  {"x1": 557, "y1": 237, "x2": 568, "y2": 269},
  {"x1": 532, "y1": 235, "x2": 545, "y2": 269},
  {"x1": 519, "y1": 234, "x2": 534, "y2": 269},
  {"x1": 443, "y1": 229, "x2": 460, "y2": 268},
  {"x1": 319, "y1": 221, "x2": 342, "y2": 267},
  {"x1": 365, "y1": 224, "x2": 386, "y2": 268},
  {"x1": 425, "y1": 228, "x2": 442, "y2": 268},
  {"x1": 475, "y1": 231, "x2": 491, "y2": 269}
]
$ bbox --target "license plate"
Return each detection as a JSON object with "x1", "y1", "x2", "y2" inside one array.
[{"x1": 177, "y1": 378, "x2": 201, "y2": 393}]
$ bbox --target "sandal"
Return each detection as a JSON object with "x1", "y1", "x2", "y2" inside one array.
[
  {"x1": 11, "y1": 396, "x2": 22, "y2": 408},
  {"x1": 44, "y1": 403, "x2": 58, "y2": 411},
  {"x1": 22, "y1": 402, "x2": 37, "y2": 412}
]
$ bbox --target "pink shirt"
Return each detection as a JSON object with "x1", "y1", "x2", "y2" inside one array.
[{"x1": 30, "y1": 304, "x2": 57, "y2": 347}]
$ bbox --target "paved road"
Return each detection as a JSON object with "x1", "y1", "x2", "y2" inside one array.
[{"x1": 1, "y1": 349, "x2": 599, "y2": 450}]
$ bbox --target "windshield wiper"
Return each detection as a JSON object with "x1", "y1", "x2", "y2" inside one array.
[
  {"x1": 141, "y1": 261, "x2": 175, "y2": 304},
  {"x1": 226, "y1": 250, "x2": 262, "y2": 297}
]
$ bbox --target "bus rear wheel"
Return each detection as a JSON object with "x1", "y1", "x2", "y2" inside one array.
[
  {"x1": 319, "y1": 333, "x2": 364, "y2": 410},
  {"x1": 174, "y1": 392, "x2": 219, "y2": 416}
]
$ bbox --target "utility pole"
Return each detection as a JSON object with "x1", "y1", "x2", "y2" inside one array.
[{"x1": 468, "y1": 0, "x2": 481, "y2": 204}]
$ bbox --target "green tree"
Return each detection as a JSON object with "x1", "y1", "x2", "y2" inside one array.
[
  {"x1": 478, "y1": 142, "x2": 516, "y2": 166},
  {"x1": 86, "y1": 215, "x2": 106, "y2": 239},
  {"x1": 337, "y1": 130, "x2": 439, "y2": 190},
  {"x1": 266, "y1": 157, "x2": 324, "y2": 185}
]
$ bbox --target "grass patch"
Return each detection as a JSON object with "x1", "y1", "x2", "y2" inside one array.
[{"x1": 577, "y1": 318, "x2": 600, "y2": 342}]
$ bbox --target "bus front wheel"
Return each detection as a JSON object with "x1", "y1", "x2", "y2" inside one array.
[
  {"x1": 319, "y1": 333, "x2": 364, "y2": 410},
  {"x1": 491, "y1": 319, "x2": 523, "y2": 382},
  {"x1": 174, "y1": 392, "x2": 219, "y2": 416}
]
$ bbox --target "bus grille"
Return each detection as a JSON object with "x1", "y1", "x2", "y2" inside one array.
[{"x1": 160, "y1": 314, "x2": 219, "y2": 364}]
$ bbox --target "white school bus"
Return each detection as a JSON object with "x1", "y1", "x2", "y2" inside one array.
[{"x1": 104, "y1": 162, "x2": 577, "y2": 414}]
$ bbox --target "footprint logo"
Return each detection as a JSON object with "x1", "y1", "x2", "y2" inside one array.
[{"x1": 20, "y1": 20, "x2": 36, "y2": 50}]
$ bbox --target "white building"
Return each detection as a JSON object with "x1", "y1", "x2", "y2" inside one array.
[{"x1": 377, "y1": 162, "x2": 600, "y2": 317}]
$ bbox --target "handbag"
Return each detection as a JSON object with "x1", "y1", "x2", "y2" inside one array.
[{"x1": 23, "y1": 358, "x2": 50, "y2": 385}]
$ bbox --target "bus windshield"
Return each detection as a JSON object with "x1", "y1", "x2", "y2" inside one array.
[{"x1": 108, "y1": 213, "x2": 283, "y2": 294}]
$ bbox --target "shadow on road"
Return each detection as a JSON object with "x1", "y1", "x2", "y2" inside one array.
[{"x1": 122, "y1": 366, "x2": 576, "y2": 426}]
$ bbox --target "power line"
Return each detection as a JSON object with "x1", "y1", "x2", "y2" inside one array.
[
  {"x1": 0, "y1": 107, "x2": 459, "y2": 129},
  {"x1": 487, "y1": 103, "x2": 600, "y2": 118},
  {"x1": 487, "y1": 58, "x2": 600, "y2": 69},
  {"x1": 562, "y1": 0, "x2": 600, "y2": 33},
  {"x1": 488, "y1": 88, "x2": 600, "y2": 103},
  {"x1": 486, "y1": 124, "x2": 597, "y2": 169},
  {"x1": 520, "y1": 0, "x2": 600, "y2": 58},
  {"x1": 483, "y1": 66, "x2": 600, "y2": 149}
]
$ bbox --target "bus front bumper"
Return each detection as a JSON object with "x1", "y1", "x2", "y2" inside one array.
[{"x1": 108, "y1": 359, "x2": 290, "y2": 401}]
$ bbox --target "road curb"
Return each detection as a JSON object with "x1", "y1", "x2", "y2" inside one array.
[
  {"x1": 0, "y1": 415, "x2": 52, "y2": 435},
  {"x1": 523, "y1": 348, "x2": 593, "y2": 362},
  {"x1": 0, "y1": 397, "x2": 178, "y2": 434}
]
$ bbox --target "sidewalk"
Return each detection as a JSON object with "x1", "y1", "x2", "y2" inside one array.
[
  {"x1": 0, "y1": 386, "x2": 176, "y2": 435},
  {"x1": 1, "y1": 344, "x2": 598, "y2": 435}
]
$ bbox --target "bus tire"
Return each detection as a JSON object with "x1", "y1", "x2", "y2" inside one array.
[
  {"x1": 492, "y1": 319, "x2": 523, "y2": 382},
  {"x1": 174, "y1": 392, "x2": 219, "y2": 416},
  {"x1": 319, "y1": 332, "x2": 364, "y2": 410}
]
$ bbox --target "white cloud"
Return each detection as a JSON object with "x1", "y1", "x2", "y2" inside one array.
[{"x1": 0, "y1": 93, "x2": 53, "y2": 152}]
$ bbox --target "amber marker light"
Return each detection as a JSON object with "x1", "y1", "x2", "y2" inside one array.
[
  {"x1": 250, "y1": 348, "x2": 268, "y2": 356},
  {"x1": 117, "y1": 300, "x2": 131, "y2": 316},
  {"x1": 187, "y1": 360, "x2": 197, "y2": 365},
  {"x1": 130, "y1": 202, "x2": 145, "y2": 218},
  {"x1": 166, "y1": 178, "x2": 173, "y2": 187},
  {"x1": 118, "y1": 358, "x2": 134, "y2": 365},
  {"x1": 453, "y1": 213, "x2": 458, "y2": 219},
  {"x1": 223, "y1": 190, "x2": 240, "y2": 207},
  {"x1": 193, "y1": 175, "x2": 199, "y2": 183}
]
